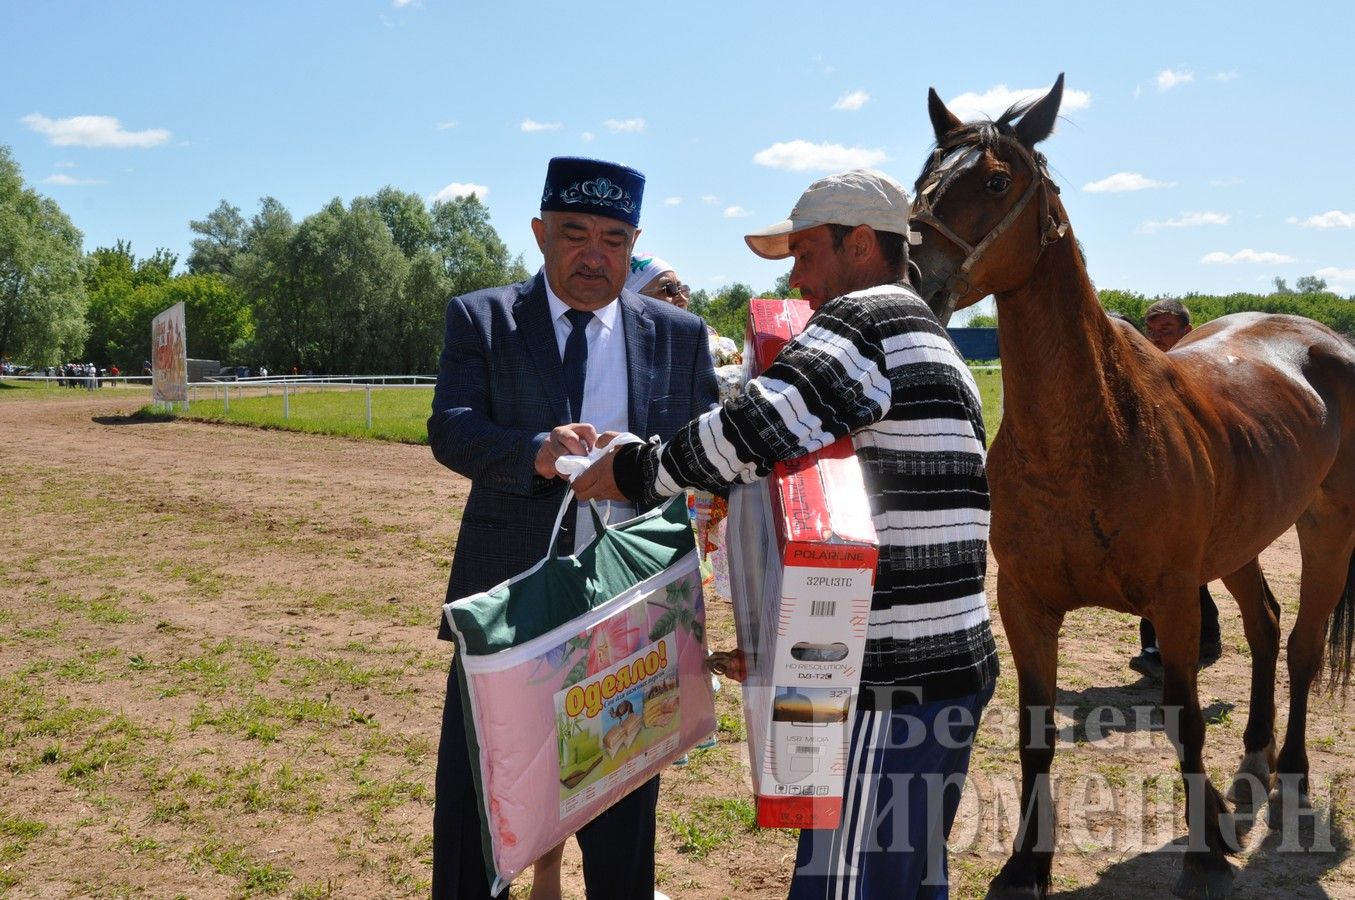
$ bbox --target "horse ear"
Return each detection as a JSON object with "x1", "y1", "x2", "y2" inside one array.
[
  {"x1": 1014, "y1": 73, "x2": 1064, "y2": 147},
  {"x1": 928, "y1": 87, "x2": 964, "y2": 141}
]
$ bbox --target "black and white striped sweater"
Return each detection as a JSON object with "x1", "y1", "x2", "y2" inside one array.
[{"x1": 615, "y1": 285, "x2": 998, "y2": 707}]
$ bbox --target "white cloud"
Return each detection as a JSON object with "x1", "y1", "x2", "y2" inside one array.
[
  {"x1": 1156, "y1": 69, "x2": 1194, "y2": 91},
  {"x1": 580, "y1": 131, "x2": 595, "y2": 143},
  {"x1": 1211, "y1": 71, "x2": 1239, "y2": 82},
  {"x1": 752, "y1": 139, "x2": 886, "y2": 172},
  {"x1": 664, "y1": 196, "x2": 682, "y2": 206},
  {"x1": 723, "y1": 206, "x2": 752, "y2": 218},
  {"x1": 1200, "y1": 249, "x2": 1296, "y2": 265},
  {"x1": 1140, "y1": 211, "x2": 1229, "y2": 233},
  {"x1": 945, "y1": 83, "x2": 1091, "y2": 121},
  {"x1": 1295, "y1": 210, "x2": 1355, "y2": 229},
  {"x1": 700, "y1": 195, "x2": 719, "y2": 205},
  {"x1": 430, "y1": 182, "x2": 489, "y2": 203},
  {"x1": 392, "y1": 0, "x2": 416, "y2": 6},
  {"x1": 1083, "y1": 172, "x2": 1175, "y2": 193},
  {"x1": 22, "y1": 113, "x2": 170, "y2": 148},
  {"x1": 42, "y1": 173, "x2": 104, "y2": 186},
  {"x1": 1315, "y1": 267, "x2": 1355, "y2": 292},
  {"x1": 520, "y1": 119, "x2": 561, "y2": 132},
  {"x1": 435, "y1": 120, "x2": 458, "y2": 131},
  {"x1": 833, "y1": 90, "x2": 869, "y2": 111},
  {"x1": 603, "y1": 118, "x2": 645, "y2": 133}
]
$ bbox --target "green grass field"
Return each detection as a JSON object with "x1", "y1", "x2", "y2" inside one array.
[
  {"x1": 162, "y1": 383, "x2": 434, "y2": 443},
  {"x1": 150, "y1": 367, "x2": 1005, "y2": 446}
]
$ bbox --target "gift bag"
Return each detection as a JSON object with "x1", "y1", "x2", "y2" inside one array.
[{"x1": 443, "y1": 493, "x2": 716, "y2": 893}]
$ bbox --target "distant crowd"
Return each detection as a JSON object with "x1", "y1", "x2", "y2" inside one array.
[{"x1": 38, "y1": 362, "x2": 121, "y2": 389}]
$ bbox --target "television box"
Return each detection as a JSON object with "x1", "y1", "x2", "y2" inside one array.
[{"x1": 727, "y1": 298, "x2": 879, "y2": 829}]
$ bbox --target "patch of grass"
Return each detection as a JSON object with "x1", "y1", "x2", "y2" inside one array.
[
  {"x1": 0, "y1": 811, "x2": 48, "y2": 863},
  {"x1": 285, "y1": 655, "x2": 391, "y2": 690},
  {"x1": 189, "y1": 840, "x2": 295, "y2": 894},
  {"x1": 190, "y1": 692, "x2": 345, "y2": 743},
  {"x1": 716, "y1": 710, "x2": 746, "y2": 741},
  {"x1": 54, "y1": 647, "x2": 121, "y2": 683},
  {"x1": 155, "y1": 383, "x2": 434, "y2": 444},
  {"x1": 662, "y1": 796, "x2": 759, "y2": 857},
  {"x1": 60, "y1": 713, "x2": 145, "y2": 783}
]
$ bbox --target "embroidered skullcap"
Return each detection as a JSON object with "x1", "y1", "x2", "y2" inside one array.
[
  {"x1": 625, "y1": 254, "x2": 676, "y2": 293},
  {"x1": 540, "y1": 157, "x2": 645, "y2": 227}
]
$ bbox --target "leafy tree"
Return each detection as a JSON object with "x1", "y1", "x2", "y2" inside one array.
[
  {"x1": 965, "y1": 314, "x2": 998, "y2": 328},
  {"x1": 763, "y1": 271, "x2": 800, "y2": 299},
  {"x1": 187, "y1": 200, "x2": 246, "y2": 276},
  {"x1": 690, "y1": 282, "x2": 753, "y2": 342},
  {"x1": 1272, "y1": 277, "x2": 1292, "y2": 295},
  {"x1": 281, "y1": 198, "x2": 407, "y2": 374},
  {"x1": 357, "y1": 187, "x2": 434, "y2": 259},
  {"x1": 1295, "y1": 275, "x2": 1329, "y2": 294},
  {"x1": 234, "y1": 197, "x2": 301, "y2": 369},
  {"x1": 431, "y1": 194, "x2": 528, "y2": 296},
  {"x1": 0, "y1": 146, "x2": 88, "y2": 364},
  {"x1": 83, "y1": 242, "x2": 249, "y2": 371},
  {"x1": 223, "y1": 190, "x2": 529, "y2": 375}
]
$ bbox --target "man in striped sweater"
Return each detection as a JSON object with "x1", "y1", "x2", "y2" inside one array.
[{"x1": 575, "y1": 169, "x2": 997, "y2": 899}]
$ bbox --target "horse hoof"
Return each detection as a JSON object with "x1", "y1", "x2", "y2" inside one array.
[
  {"x1": 1267, "y1": 783, "x2": 1313, "y2": 831},
  {"x1": 1171, "y1": 857, "x2": 1236, "y2": 899},
  {"x1": 986, "y1": 885, "x2": 1045, "y2": 899},
  {"x1": 987, "y1": 864, "x2": 1048, "y2": 899}
]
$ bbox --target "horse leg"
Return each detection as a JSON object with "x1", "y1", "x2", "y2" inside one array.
[
  {"x1": 1273, "y1": 508, "x2": 1355, "y2": 820},
  {"x1": 1218, "y1": 559, "x2": 1280, "y2": 819},
  {"x1": 1156, "y1": 594, "x2": 1238, "y2": 899},
  {"x1": 987, "y1": 574, "x2": 1062, "y2": 900}
]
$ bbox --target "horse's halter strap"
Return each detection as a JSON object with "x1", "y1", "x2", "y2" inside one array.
[{"x1": 911, "y1": 132, "x2": 1068, "y2": 298}]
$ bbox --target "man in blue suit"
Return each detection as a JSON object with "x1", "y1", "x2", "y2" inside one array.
[{"x1": 428, "y1": 156, "x2": 719, "y2": 899}]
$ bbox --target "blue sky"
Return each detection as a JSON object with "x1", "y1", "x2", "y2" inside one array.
[{"x1": 5, "y1": 1, "x2": 1353, "y2": 322}]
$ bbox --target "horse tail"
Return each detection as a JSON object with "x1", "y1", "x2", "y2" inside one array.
[{"x1": 1326, "y1": 550, "x2": 1355, "y2": 694}]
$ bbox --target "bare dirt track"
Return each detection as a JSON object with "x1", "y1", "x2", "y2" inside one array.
[{"x1": 1, "y1": 388, "x2": 1351, "y2": 899}]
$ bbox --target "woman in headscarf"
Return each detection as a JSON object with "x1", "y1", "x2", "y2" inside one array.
[{"x1": 626, "y1": 254, "x2": 690, "y2": 309}]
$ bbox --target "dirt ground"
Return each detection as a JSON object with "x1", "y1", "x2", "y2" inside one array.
[{"x1": 1, "y1": 388, "x2": 1352, "y2": 899}]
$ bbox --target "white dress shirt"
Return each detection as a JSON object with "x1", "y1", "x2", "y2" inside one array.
[{"x1": 544, "y1": 278, "x2": 636, "y2": 547}]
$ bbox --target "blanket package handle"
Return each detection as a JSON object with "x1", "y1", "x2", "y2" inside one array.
[{"x1": 444, "y1": 490, "x2": 717, "y2": 893}]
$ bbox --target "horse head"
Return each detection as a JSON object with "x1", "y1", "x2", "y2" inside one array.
[{"x1": 910, "y1": 73, "x2": 1070, "y2": 320}]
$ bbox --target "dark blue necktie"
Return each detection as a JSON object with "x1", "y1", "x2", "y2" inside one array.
[{"x1": 561, "y1": 308, "x2": 594, "y2": 422}]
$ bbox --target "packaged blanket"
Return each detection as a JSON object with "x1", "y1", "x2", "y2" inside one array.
[{"x1": 443, "y1": 494, "x2": 715, "y2": 893}]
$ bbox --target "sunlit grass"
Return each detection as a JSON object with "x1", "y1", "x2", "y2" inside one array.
[
  {"x1": 161, "y1": 383, "x2": 433, "y2": 444},
  {"x1": 137, "y1": 368, "x2": 1004, "y2": 447}
]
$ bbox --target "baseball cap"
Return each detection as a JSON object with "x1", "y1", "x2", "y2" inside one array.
[{"x1": 744, "y1": 168, "x2": 913, "y2": 260}]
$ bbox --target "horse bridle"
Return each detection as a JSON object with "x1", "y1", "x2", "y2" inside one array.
[{"x1": 910, "y1": 131, "x2": 1069, "y2": 299}]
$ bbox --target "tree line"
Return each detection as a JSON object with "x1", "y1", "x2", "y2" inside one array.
[{"x1": 1, "y1": 145, "x2": 528, "y2": 374}]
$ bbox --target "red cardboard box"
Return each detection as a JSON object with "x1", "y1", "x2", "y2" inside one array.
[{"x1": 727, "y1": 299, "x2": 879, "y2": 829}]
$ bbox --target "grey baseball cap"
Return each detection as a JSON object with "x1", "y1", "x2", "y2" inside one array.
[{"x1": 744, "y1": 168, "x2": 914, "y2": 260}]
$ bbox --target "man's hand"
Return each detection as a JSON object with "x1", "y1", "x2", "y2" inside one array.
[
  {"x1": 571, "y1": 446, "x2": 626, "y2": 501},
  {"x1": 706, "y1": 649, "x2": 748, "y2": 683},
  {"x1": 534, "y1": 423, "x2": 599, "y2": 479}
]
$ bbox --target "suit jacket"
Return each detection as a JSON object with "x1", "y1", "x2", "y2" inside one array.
[{"x1": 429, "y1": 273, "x2": 719, "y2": 637}]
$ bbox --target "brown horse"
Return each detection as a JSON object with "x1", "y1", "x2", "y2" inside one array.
[{"x1": 908, "y1": 74, "x2": 1355, "y2": 899}]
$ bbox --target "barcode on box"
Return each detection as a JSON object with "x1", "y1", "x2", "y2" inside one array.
[
  {"x1": 794, "y1": 746, "x2": 821, "y2": 755},
  {"x1": 810, "y1": 600, "x2": 836, "y2": 617}
]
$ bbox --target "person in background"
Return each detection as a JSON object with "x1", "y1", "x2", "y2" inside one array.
[
  {"x1": 573, "y1": 168, "x2": 997, "y2": 899},
  {"x1": 427, "y1": 156, "x2": 717, "y2": 900},
  {"x1": 1128, "y1": 298, "x2": 1223, "y2": 678},
  {"x1": 626, "y1": 254, "x2": 689, "y2": 309}
]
